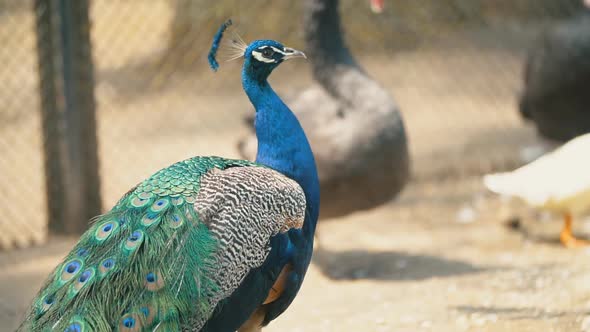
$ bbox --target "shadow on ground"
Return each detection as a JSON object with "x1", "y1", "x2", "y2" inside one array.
[
  {"x1": 454, "y1": 305, "x2": 587, "y2": 321},
  {"x1": 312, "y1": 247, "x2": 486, "y2": 281}
]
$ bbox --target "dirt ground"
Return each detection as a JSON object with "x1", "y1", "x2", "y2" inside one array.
[
  {"x1": 2, "y1": 2, "x2": 590, "y2": 331},
  {"x1": 3, "y1": 179, "x2": 590, "y2": 332}
]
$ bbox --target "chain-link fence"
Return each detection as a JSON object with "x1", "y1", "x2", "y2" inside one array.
[{"x1": 0, "y1": 0, "x2": 585, "y2": 249}]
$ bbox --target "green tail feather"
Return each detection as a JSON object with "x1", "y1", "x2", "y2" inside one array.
[{"x1": 19, "y1": 157, "x2": 258, "y2": 331}]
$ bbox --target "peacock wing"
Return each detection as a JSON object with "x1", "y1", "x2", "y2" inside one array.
[
  {"x1": 18, "y1": 156, "x2": 305, "y2": 332},
  {"x1": 186, "y1": 166, "x2": 307, "y2": 330}
]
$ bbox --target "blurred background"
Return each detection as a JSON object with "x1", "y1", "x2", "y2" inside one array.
[{"x1": 2, "y1": 0, "x2": 590, "y2": 331}]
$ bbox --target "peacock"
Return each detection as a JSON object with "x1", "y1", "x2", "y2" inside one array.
[
  {"x1": 238, "y1": 0, "x2": 410, "y2": 219},
  {"x1": 19, "y1": 20, "x2": 319, "y2": 332},
  {"x1": 519, "y1": 0, "x2": 590, "y2": 141}
]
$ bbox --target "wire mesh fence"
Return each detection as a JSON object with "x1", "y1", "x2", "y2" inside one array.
[
  {"x1": 0, "y1": 0, "x2": 585, "y2": 249},
  {"x1": 0, "y1": 0, "x2": 45, "y2": 249}
]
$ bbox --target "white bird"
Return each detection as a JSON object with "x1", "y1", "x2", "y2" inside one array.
[{"x1": 484, "y1": 133, "x2": 590, "y2": 248}]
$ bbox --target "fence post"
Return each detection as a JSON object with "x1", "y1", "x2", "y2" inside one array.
[{"x1": 34, "y1": 0, "x2": 101, "y2": 235}]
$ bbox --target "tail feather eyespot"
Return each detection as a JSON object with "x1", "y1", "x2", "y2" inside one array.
[
  {"x1": 64, "y1": 317, "x2": 86, "y2": 332},
  {"x1": 70, "y1": 268, "x2": 96, "y2": 294},
  {"x1": 167, "y1": 213, "x2": 184, "y2": 229},
  {"x1": 119, "y1": 313, "x2": 142, "y2": 332},
  {"x1": 124, "y1": 230, "x2": 145, "y2": 251},
  {"x1": 95, "y1": 221, "x2": 119, "y2": 241},
  {"x1": 150, "y1": 198, "x2": 170, "y2": 213},
  {"x1": 145, "y1": 271, "x2": 164, "y2": 292},
  {"x1": 141, "y1": 212, "x2": 161, "y2": 227},
  {"x1": 98, "y1": 258, "x2": 116, "y2": 277},
  {"x1": 58, "y1": 259, "x2": 83, "y2": 284},
  {"x1": 129, "y1": 195, "x2": 152, "y2": 208}
]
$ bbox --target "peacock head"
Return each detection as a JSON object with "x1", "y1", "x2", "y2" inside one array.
[
  {"x1": 208, "y1": 20, "x2": 306, "y2": 82},
  {"x1": 243, "y1": 40, "x2": 306, "y2": 81}
]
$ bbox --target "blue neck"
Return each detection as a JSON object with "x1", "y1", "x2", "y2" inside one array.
[{"x1": 242, "y1": 66, "x2": 320, "y2": 231}]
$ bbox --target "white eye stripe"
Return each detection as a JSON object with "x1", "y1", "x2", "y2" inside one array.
[
  {"x1": 252, "y1": 51, "x2": 276, "y2": 63},
  {"x1": 270, "y1": 46, "x2": 288, "y2": 55},
  {"x1": 257, "y1": 45, "x2": 288, "y2": 55}
]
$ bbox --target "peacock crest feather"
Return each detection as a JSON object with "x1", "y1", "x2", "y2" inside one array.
[
  {"x1": 208, "y1": 19, "x2": 248, "y2": 71},
  {"x1": 20, "y1": 157, "x2": 258, "y2": 331}
]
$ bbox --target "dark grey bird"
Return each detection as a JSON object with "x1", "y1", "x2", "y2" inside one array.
[
  {"x1": 238, "y1": 0, "x2": 410, "y2": 219},
  {"x1": 519, "y1": 0, "x2": 590, "y2": 141}
]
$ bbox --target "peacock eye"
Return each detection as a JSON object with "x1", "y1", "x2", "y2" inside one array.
[{"x1": 261, "y1": 48, "x2": 274, "y2": 58}]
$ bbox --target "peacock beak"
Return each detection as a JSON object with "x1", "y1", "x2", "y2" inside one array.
[
  {"x1": 370, "y1": 0, "x2": 384, "y2": 13},
  {"x1": 282, "y1": 47, "x2": 307, "y2": 61}
]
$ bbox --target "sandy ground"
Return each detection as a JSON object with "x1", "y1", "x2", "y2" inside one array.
[{"x1": 2, "y1": 2, "x2": 590, "y2": 331}]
